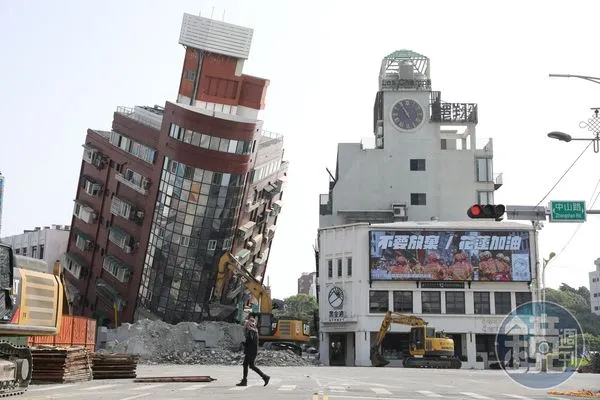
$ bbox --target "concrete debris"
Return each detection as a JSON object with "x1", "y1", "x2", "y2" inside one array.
[{"x1": 97, "y1": 318, "x2": 320, "y2": 367}]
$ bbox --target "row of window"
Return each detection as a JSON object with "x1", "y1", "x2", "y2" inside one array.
[
  {"x1": 13, "y1": 245, "x2": 45, "y2": 259},
  {"x1": 328, "y1": 257, "x2": 353, "y2": 278},
  {"x1": 252, "y1": 159, "x2": 282, "y2": 184},
  {"x1": 108, "y1": 131, "x2": 157, "y2": 164},
  {"x1": 368, "y1": 290, "x2": 532, "y2": 315},
  {"x1": 169, "y1": 123, "x2": 254, "y2": 155},
  {"x1": 409, "y1": 157, "x2": 494, "y2": 184}
]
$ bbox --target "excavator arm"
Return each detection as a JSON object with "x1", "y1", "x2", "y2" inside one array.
[{"x1": 214, "y1": 252, "x2": 272, "y2": 313}]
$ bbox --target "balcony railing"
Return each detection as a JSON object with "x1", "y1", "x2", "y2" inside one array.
[
  {"x1": 115, "y1": 173, "x2": 149, "y2": 195},
  {"x1": 259, "y1": 129, "x2": 283, "y2": 146},
  {"x1": 116, "y1": 106, "x2": 162, "y2": 130},
  {"x1": 430, "y1": 91, "x2": 478, "y2": 124}
]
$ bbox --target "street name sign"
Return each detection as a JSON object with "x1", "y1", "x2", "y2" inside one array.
[
  {"x1": 506, "y1": 205, "x2": 547, "y2": 221},
  {"x1": 549, "y1": 200, "x2": 586, "y2": 223}
]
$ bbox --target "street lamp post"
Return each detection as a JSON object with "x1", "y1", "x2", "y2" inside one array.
[
  {"x1": 541, "y1": 252, "x2": 556, "y2": 305},
  {"x1": 547, "y1": 74, "x2": 600, "y2": 151}
]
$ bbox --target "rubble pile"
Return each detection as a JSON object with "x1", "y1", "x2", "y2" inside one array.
[{"x1": 97, "y1": 318, "x2": 318, "y2": 367}]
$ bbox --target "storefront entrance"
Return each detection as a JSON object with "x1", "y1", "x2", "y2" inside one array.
[{"x1": 329, "y1": 334, "x2": 346, "y2": 366}]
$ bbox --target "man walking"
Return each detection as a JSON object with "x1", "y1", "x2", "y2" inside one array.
[{"x1": 237, "y1": 317, "x2": 270, "y2": 387}]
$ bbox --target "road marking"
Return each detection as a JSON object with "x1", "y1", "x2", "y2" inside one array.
[
  {"x1": 278, "y1": 385, "x2": 296, "y2": 391},
  {"x1": 28, "y1": 384, "x2": 75, "y2": 392},
  {"x1": 503, "y1": 395, "x2": 535, "y2": 400},
  {"x1": 178, "y1": 384, "x2": 208, "y2": 391},
  {"x1": 460, "y1": 392, "x2": 494, "y2": 400},
  {"x1": 371, "y1": 387, "x2": 392, "y2": 395},
  {"x1": 121, "y1": 394, "x2": 151, "y2": 400},
  {"x1": 229, "y1": 385, "x2": 249, "y2": 391},
  {"x1": 326, "y1": 396, "x2": 416, "y2": 400},
  {"x1": 417, "y1": 390, "x2": 444, "y2": 397},
  {"x1": 81, "y1": 384, "x2": 118, "y2": 391},
  {"x1": 329, "y1": 385, "x2": 347, "y2": 392},
  {"x1": 434, "y1": 383, "x2": 456, "y2": 388},
  {"x1": 132, "y1": 384, "x2": 166, "y2": 391}
]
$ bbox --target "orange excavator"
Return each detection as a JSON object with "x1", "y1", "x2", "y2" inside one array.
[
  {"x1": 0, "y1": 242, "x2": 70, "y2": 396},
  {"x1": 212, "y1": 251, "x2": 310, "y2": 353}
]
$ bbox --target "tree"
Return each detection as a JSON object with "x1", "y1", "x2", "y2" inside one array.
[
  {"x1": 272, "y1": 294, "x2": 318, "y2": 335},
  {"x1": 546, "y1": 284, "x2": 600, "y2": 337}
]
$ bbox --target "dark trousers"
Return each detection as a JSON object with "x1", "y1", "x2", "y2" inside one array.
[{"x1": 243, "y1": 353, "x2": 266, "y2": 380}]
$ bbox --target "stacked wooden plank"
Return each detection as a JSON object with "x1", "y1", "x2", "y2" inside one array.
[
  {"x1": 31, "y1": 346, "x2": 92, "y2": 384},
  {"x1": 91, "y1": 353, "x2": 139, "y2": 379}
]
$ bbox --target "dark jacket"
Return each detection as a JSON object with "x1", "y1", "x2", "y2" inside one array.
[{"x1": 243, "y1": 329, "x2": 259, "y2": 357}]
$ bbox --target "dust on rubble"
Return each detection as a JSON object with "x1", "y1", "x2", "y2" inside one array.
[
  {"x1": 547, "y1": 390, "x2": 600, "y2": 398},
  {"x1": 96, "y1": 318, "x2": 320, "y2": 367}
]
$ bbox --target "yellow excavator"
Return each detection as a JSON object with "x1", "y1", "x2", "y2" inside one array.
[
  {"x1": 371, "y1": 311, "x2": 462, "y2": 369},
  {"x1": 0, "y1": 243, "x2": 68, "y2": 396},
  {"x1": 213, "y1": 251, "x2": 310, "y2": 352}
]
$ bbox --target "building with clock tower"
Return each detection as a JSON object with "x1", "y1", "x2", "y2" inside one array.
[
  {"x1": 314, "y1": 51, "x2": 534, "y2": 370},
  {"x1": 319, "y1": 50, "x2": 502, "y2": 226}
]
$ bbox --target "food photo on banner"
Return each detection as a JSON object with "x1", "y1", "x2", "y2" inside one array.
[{"x1": 369, "y1": 230, "x2": 531, "y2": 282}]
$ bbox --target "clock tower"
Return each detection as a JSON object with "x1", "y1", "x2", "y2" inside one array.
[{"x1": 373, "y1": 50, "x2": 433, "y2": 148}]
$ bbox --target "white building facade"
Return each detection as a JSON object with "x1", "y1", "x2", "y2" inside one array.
[
  {"x1": 316, "y1": 51, "x2": 538, "y2": 369},
  {"x1": 317, "y1": 222, "x2": 538, "y2": 369},
  {"x1": 590, "y1": 258, "x2": 600, "y2": 316},
  {"x1": 1, "y1": 225, "x2": 70, "y2": 273}
]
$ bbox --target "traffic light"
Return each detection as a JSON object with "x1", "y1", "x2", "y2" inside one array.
[{"x1": 467, "y1": 204, "x2": 506, "y2": 221}]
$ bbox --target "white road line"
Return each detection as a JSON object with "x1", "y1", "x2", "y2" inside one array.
[
  {"x1": 229, "y1": 386, "x2": 249, "y2": 391},
  {"x1": 132, "y1": 384, "x2": 166, "y2": 391},
  {"x1": 28, "y1": 384, "x2": 75, "y2": 392},
  {"x1": 371, "y1": 387, "x2": 393, "y2": 395},
  {"x1": 460, "y1": 392, "x2": 494, "y2": 400},
  {"x1": 81, "y1": 384, "x2": 118, "y2": 391},
  {"x1": 178, "y1": 384, "x2": 208, "y2": 391},
  {"x1": 329, "y1": 385, "x2": 347, "y2": 392},
  {"x1": 278, "y1": 385, "x2": 296, "y2": 391},
  {"x1": 327, "y1": 396, "x2": 417, "y2": 400},
  {"x1": 416, "y1": 390, "x2": 444, "y2": 397},
  {"x1": 121, "y1": 394, "x2": 151, "y2": 400},
  {"x1": 503, "y1": 395, "x2": 535, "y2": 400},
  {"x1": 434, "y1": 383, "x2": 456, "y2": 388}
]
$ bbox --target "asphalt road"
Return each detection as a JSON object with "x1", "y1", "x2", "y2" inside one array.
[{"x1": 21, "y1": 365, "x2": 599, "y2": 400}]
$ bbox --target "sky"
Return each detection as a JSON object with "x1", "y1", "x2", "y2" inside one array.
[{"x1": 1, "y1": 0, "x2": 600, "y2": 299}]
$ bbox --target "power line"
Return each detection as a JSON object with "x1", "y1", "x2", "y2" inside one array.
[
  {"x1": 552, "y1": 175, "x2": 600, "y2": 260},
  {"x1": 535, "y1": 141, "x2": 593, "y2": 208}
]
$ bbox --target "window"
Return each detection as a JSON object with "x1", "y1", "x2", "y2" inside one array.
[
  {"x1": 31, "y1": 246, "x2": 37, "y2": 259},
  {"x1": 328, "y1": 260, "x2": 333, "y2": 278},
  {"x1": 110, "y1": 196, "x2": 132, "y2": 219},
  {"x1": 410, "y1": 159, "x2": 426, "y2": 171},
  {"x1": 39, "y1": 245, "x2": 44, "y2": 259},
  {"x1": 393, "y1": 291, "x2": 413, "y2": 313},
  {"x1": 495, "y1": 292, "x2": 512, "y2": 315},
  {"x1": 410, "y1": 193, "x2": 426, "y2": 206},
  {"x1": 179, "y1": 236, "x2": 190, "y2": 247},
  {"x1": 515, "y1": 292, "x2": 532, "y2": 307},
  {"x1": 478, "y1": 191, "x2": 494, "y2": 204},
  {"x1": 474, "y1": 292, "x2": 490, "y2": 314},
  {"x1": 446, "y1": 292, "x2": 465, "y2": 314},
  {"x1": 223, "y1": 238, "x2": 232, "y2": 250},
  {"x1": 347, "y1": 257, "x2": 352, "y2": 277},
  {"x1": 422, "y1": 291, "x2": 441, "y2": 314},
  {"x1": 369, "y1": 291, "x2": 389, "y2": 313},
  {"x1": 185, "y1": 70, "x2": 195, "y2": 80},
  {"x1": 337, "y1": 259, "x2": 342, "y2": 277},
  {"x1": 207, "y1": 240, "x2": 217, "y2": 251},
  {"x1": 84, "y1": 179, "x2": 102, "y2": 196},
  {"x1": 476, "y1": 158, "x2": 493, "y2": 182}
]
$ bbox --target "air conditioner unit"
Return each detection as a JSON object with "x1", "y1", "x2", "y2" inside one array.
[
  {"x1": 142, "y1": 178, "x2": 151, "y2": 189},
  {"x1": 124, "y1": 246, "x2": 133, "y2": 254},
  {"x1": 392, "y1": 203, "x2": 407, "y2": 218}
]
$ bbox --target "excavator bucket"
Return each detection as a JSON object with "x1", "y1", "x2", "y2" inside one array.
[{"x1": 370, "y1": 347, "x2": 390, "y2": 367}]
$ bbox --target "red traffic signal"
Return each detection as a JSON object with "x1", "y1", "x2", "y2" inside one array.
[{"x1": 467, "y1": 204, "x2": 505, "y2": 221}]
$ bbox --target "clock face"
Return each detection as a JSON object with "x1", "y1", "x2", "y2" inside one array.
[{"x1": 390, "y1": 99, "x2": 424, "y2": 131}]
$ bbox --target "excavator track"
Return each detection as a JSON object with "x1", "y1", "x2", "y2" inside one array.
[
  {"x1": 403, "y1": 356, "x2": 462, "y2": 369},
  {"x1": 0, "y1": 341, "x2": 33, "y2": 397}
]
